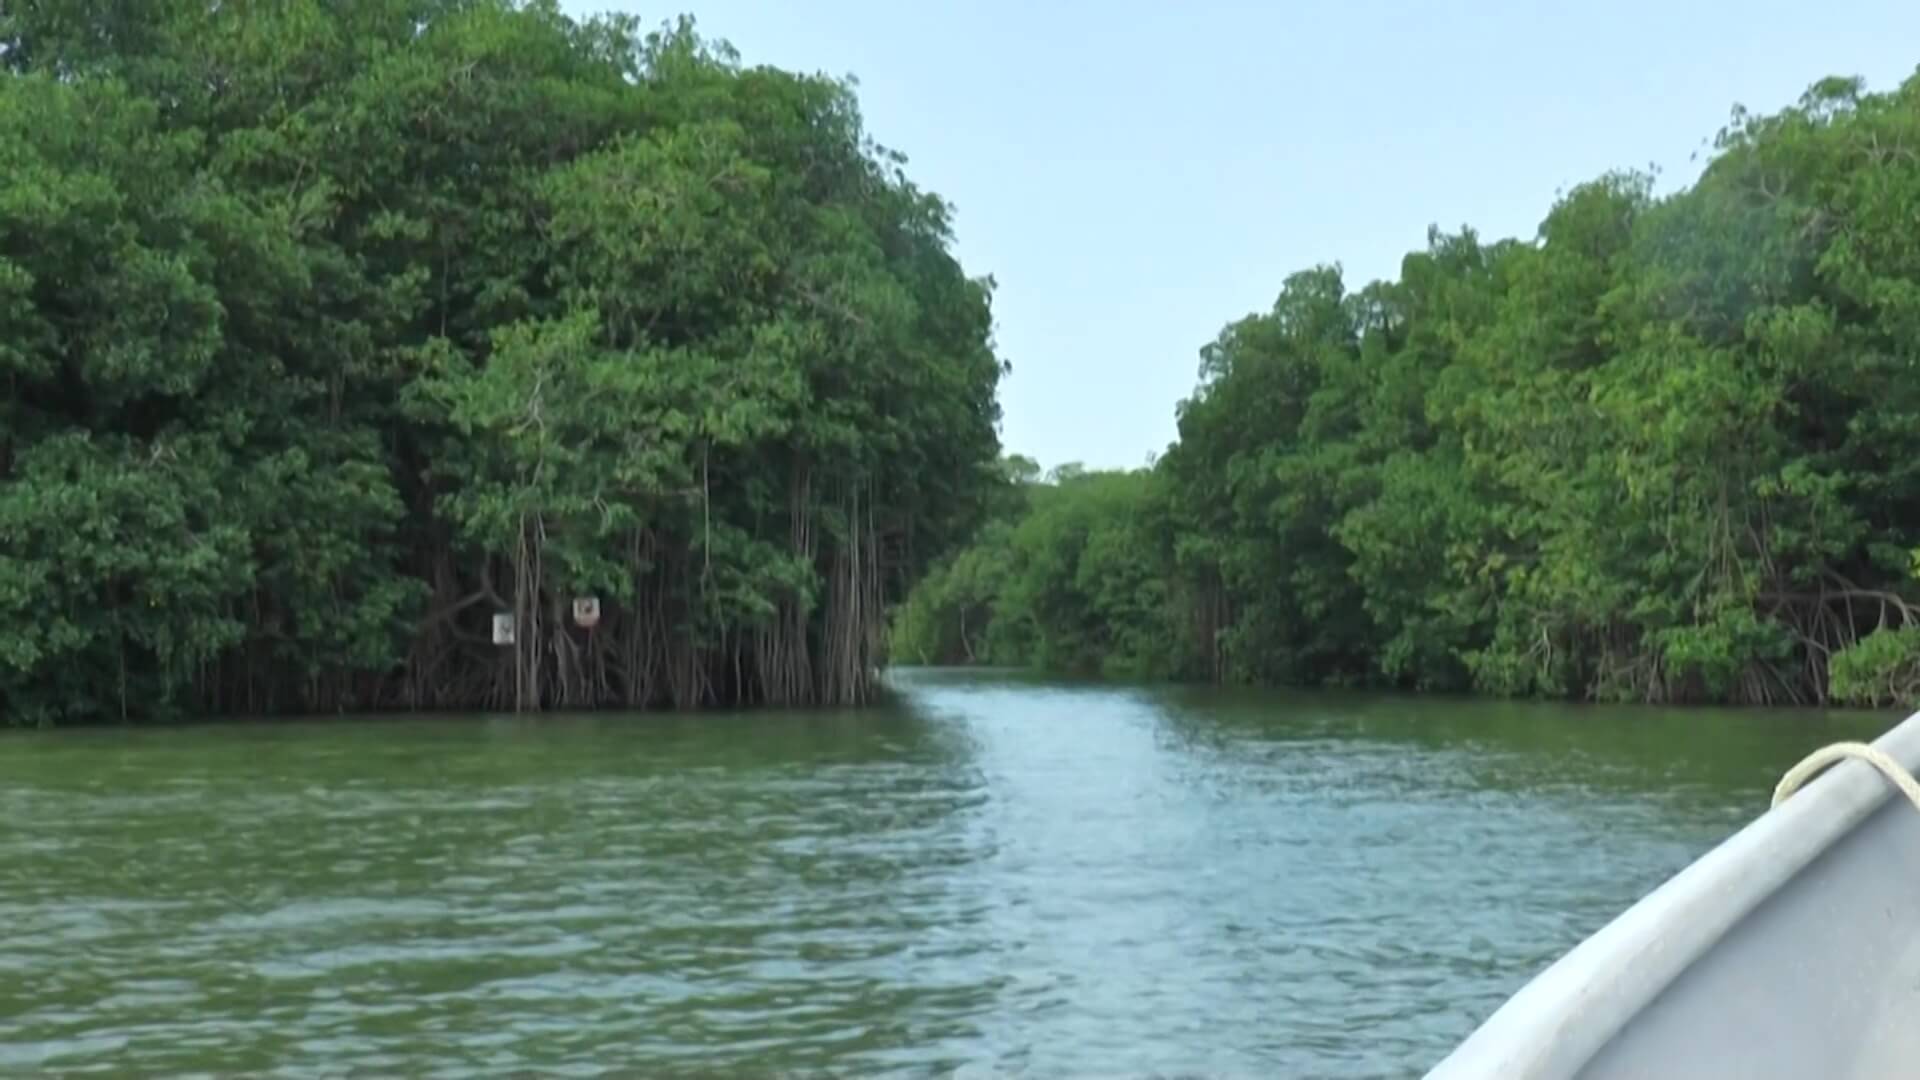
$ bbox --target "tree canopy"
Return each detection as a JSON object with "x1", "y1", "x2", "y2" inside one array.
[
  {"x1": 0, "y1": 1, "x2": 1004, "y2": 725},
  {"x1": 898, "y1": 71, "x2": 1920, "y2": 708}
]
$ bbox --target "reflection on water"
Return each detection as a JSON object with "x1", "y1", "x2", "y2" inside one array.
[{"x1": 0, "y1": 669, "x2": 1893, "y2": 1076}]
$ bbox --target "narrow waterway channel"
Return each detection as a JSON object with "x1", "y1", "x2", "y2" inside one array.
[{"x1": 0, "y1": 669, "x2": 1888, "y2": 1076}]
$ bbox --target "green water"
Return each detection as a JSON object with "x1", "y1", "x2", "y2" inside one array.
[{"x1": 0, "y1": 670, "x2": 1894, "y2": 1077}]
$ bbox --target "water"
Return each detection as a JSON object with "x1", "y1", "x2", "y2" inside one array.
[{"x1": 0, "y1": 670, "x2": 1893, "y2": 1077}]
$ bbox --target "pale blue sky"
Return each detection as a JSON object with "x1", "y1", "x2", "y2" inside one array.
[{"x1": 569, "y1": 1, "x2": 1920, "y2": 470}]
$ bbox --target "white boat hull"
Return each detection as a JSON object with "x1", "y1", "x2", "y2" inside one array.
[{"x1": 1428, "y1": 711, "x2": 1920, "y2": 1079}]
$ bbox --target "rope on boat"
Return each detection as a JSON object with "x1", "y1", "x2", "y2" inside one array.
[{"x1": 1771, "y1": 741, "x2": 1920, "y2": 812}]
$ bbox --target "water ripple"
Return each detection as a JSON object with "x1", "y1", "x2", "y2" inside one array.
[{"x1": 0, "y1": 675, "x2": 1889, "y2": 1076}]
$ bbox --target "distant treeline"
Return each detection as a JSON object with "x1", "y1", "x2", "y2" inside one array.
[
  {"x1": 0, "y1": 2, "x2": 1003, "y2": 725},
  {"x1": 895, "y1": 72, "x2": 1920, "y2": 708}
]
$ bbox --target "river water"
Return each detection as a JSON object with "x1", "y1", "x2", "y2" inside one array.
[{"x1": 0, "y1": 669, "x2": 1891, "y2": 1077}]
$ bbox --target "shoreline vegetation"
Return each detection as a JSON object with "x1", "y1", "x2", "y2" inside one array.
[
  {"x1": 7, "y1": 7, "x2": 1920, "y2": 725},
  {"x1": 1, "y1": 3, "x2": 1003, "y2": 725},
  {"x1": 896, "y1": 70, "x2": 1920, "y2": 711}
]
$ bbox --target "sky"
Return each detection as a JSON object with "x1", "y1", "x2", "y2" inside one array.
[{"x1": 566, "y1": 0, "x2": 1920, "y2": 471}]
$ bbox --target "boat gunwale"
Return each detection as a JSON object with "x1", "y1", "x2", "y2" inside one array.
[{"x1": 1425, "y1": 709, "x2": 1920, "y2": 1079}]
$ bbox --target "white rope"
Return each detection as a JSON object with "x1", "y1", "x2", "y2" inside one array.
[{"x1": 1771, "y1": 741, "x2": 1920, "y2": 812}]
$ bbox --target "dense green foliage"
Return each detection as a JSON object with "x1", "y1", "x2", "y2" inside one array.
[
  {"x1": 891, "y1": 463, "x2": 1183, "y2": 680},
  {"x1": 0, "y1": 1, "x2": 1003, "y2": 725},
  {"x1": 901, "y1": 72, "x2": 1920, "y2": 707}
]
